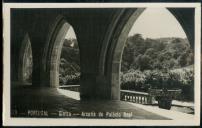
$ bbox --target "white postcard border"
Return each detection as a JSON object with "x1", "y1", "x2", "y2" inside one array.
[{"x1": 3, "y1": 3, "x2": 201, "y2": 126}]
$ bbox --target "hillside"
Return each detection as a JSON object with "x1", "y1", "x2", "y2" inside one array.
[
  {"x1": 121, "y1": 34, "x2": 194, "y2": 101},
  {"x1": 121, "y1": 34, "x2": 194, "y2": 72}
]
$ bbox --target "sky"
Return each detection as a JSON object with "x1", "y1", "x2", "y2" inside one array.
[
  {"x1": 65, "y1": 8, "x2": 187, "y2": 39},
  {"x1": 65, "y1": 26, "x2": 77, "y2": 39},
  {"x1": 128, "y1": 8, "x2": 187, "y2": 39}
]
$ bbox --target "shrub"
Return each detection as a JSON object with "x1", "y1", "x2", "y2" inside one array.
[
  {"x1": 121, "y1": 70, "x2": 146, "y2": 91},
  {"x1": 121, "y1": 67, "x2": 194, "y2": 101},
  {"x1": 59, "y1": 72, "x2": 80, "y2": 85}
]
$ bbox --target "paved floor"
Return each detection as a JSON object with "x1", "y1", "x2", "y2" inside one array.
[
  {"x1": 129, "y1": 103, "x2": 194, "y2": 120},
  {"x1": 11, "y1": 85, "x2": 170, "y2": 119}
]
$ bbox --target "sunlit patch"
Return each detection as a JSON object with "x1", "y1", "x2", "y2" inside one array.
[{"x1": 57, "y1": 88, "x2": 80, "y2": 100}]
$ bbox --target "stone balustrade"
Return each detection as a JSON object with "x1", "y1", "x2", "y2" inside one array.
[
  {"x1": 59, "y1": 86, "x2": 154, "y2": 104},
  {"x1": 120, "y1": 90, "x2": 153, "y2": 104}
]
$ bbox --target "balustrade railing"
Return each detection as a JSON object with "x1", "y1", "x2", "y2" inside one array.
[
  {"x1": 120, "y1": 90, "x2": 153, "y2": 104},
  {"x1": 59, "y1": 86, "x2": 153, "y2": 104}
]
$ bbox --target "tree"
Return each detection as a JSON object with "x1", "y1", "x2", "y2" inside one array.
[{"x1": 134, "y1": 54, "x2": 152, "y2": 71}]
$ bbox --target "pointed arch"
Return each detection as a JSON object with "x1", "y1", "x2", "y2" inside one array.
[
  {"x1": 43, "y1": 15, "x2": 79, "y2": 87},
  {"x1": 99, "y1": 8, "x2": 193, "y2": 100},
  {"x1": 18, "y1": 33, "x2": 33, "y2": 83}
]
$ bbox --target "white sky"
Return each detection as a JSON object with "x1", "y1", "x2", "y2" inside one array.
[
  {"x1": 65, "y1": 8, "x2": 187, "y2": 39},
  {"x1": 65, "y1": 26, "x2": 77, "y2": 39},
  {"x1": 128, "y1": 8, "x2": 187, "y2": 39}
]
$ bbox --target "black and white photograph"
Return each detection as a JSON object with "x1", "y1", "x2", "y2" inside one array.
[{"x1": 3, "y1": 2, "x2": 201, "y2": 126}]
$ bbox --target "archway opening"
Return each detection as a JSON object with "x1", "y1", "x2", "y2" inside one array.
[
  {"x1": 113, "y1": 8, "x2": 194, "y2": 112},
  {"x1": 58, "y1": 26, "x2": 80, "y2": 95},
  {"x1": 47, "y1": 18, "x2": 80, "y2": 100},
  {"x1": 18, "y1": 34, "x2": 33, "y2": 84}
]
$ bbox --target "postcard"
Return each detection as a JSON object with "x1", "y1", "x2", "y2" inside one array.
[{"x1": 2, "y1": 2, "x2": 201, "y2": 126}]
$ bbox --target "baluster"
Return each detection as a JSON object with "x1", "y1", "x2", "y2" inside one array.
[
  {"x1": 127, "y1": 93, "x2": 130, "y2": 101},
  {"x1": 130, "y1": 95, "x2": 132, "y2": 102},
  {"x1": 130, "y1": 94, "x2": 132, "y2": 101},
  {"x1": 145, "y1": 96, "x2": 147, "y2": 104}
]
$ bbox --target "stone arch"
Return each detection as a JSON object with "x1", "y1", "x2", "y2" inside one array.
[
  {"x1": 100, "y1": 8, "x2": 193, "y2": 100},
  {"x1": 18, "y1": 33, "x2": 33, "y2": 83},
  {"x1": 44, "y1": 15, "x2": 78, "y2": 87},
  {"x1": 108, "y1": 8, "x2": 145, "y2": 100}
]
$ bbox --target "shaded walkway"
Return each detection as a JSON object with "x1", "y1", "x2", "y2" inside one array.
[{"x1": 11, "y1": 85, "x2": 169, "y2": 119}]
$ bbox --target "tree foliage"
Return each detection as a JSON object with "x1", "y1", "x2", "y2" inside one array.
[
  {"x1": 121, "y1": 34, "x2": 193, "y2": 72},
  {"x1": 121, "y1": 34, "x2": 194, "y2": 101},
  {"x1": 59, "y1": 39, "x2": 80, "y2": 85}
]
